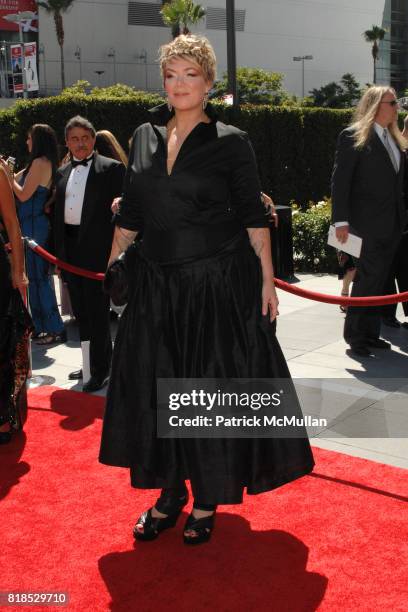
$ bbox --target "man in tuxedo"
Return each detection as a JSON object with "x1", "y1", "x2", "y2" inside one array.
[
  {"x1": 331, "y1": 86, "x2": 408, "y2": 357},
  {"x1": 54, "y1": 116, "x2": 125, "y2": 391}
]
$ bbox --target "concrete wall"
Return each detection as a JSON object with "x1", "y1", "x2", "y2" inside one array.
[
  {"x1": 38, "y1": 0, "x2": 388, "y2": 97},
  {"x1": 0, "y1": 97, "x2": 17, "y2": 108}
]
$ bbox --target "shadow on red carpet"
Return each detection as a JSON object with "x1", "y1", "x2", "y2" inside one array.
[
  {"x1": 99, "y1": 519, "x2": 327, "y2": 612},
  {"x1": 0, "y1": 430, "x2": 29, "y2": 500},
  {"x1": 49, "y1": 387, "x2": 104, "y2": 431},
  {"x1": 310, "y1": 471, "x2": 408, "y2": 502},
  {"x1": 1, "y1": 386, "x2": 407, "y2": 611}
]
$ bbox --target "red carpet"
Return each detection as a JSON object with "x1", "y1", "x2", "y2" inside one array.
[{"x1": 1, "y1": 386, "x2": 407, "y2": 612}]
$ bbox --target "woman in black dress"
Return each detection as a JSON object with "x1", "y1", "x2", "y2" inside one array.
[
  {"x1": 99, "y1": 35, "x2": 314, "y2": 544},
  {"x1": 0, "y1": 166, "x2": 32, "y2": 444}
]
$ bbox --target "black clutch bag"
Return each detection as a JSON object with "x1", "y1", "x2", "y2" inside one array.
[{"x1": 103, "y1": 253, "x2": 128, "y2": 306}]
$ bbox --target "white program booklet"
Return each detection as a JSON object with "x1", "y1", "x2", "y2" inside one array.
[{"x1": 327, "y1": 225, "x2": 362, "y2": 258}]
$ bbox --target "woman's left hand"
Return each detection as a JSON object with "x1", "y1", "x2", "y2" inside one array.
[
  {"x1": 261, "y1": 192, "x2": 278, "y2": 228},
  {"x1": 262, "y1": 279, "x2": 279, "y2": 322}
]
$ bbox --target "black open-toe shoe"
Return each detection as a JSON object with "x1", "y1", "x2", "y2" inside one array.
[
  {"x1": 0, "y1": 430, "x2": 12, "y2": 444},
  {"x1": 133, "y1": 488, "x2": 189, "y2": 542},
  {"x1": 0, "y1": 417, "x2": 12, "y2": 444},
  {"x1": 183, "y1": 511, "x2": 216, "y2": 545}
]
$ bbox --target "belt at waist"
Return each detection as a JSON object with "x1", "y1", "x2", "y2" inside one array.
[
  {"x1": 141, "y1": 221, "x2": 244, "y2": 263},
  {"x1": 64, "y1": 223, "x2": 80, "y2": 237}
]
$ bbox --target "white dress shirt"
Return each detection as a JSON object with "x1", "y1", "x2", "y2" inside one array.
[
  {"x1": 64, "y1": 157, "x2": 93, "y2": 225},
  {"x1": 334, "y1": 123, "x2": 401, "y2": 228}
]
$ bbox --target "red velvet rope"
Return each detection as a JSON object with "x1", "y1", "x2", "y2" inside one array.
[
  {"x1": 273, "y1": 278, "x2": 408, "y2": 306},
  {"x1": 25, "y1": 239, "x2": 408, "y2": 307},
  {"x1": 25, "y1": 240, "x2": 105, "y2": 282}
]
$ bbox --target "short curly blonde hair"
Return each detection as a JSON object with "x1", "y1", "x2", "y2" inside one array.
[{"x1": 159, "y1": 34, "x2": 217, "y2": 83}]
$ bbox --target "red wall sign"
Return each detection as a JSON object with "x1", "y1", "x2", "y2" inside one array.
[{"x1": 0, "y1": 1, "x2": 38, "y2": 32}]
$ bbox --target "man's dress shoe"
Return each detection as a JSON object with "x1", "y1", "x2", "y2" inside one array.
[
  {"x1": 349, "y1": 345, "x2": 375, "y2": 357},
  {"x1": 382, "y1": 316, "x2": 401, "y2": 328},
  {"x1": 82, "y1": 375, "x2": 109, "y2": 393},
  {"x1": 367, "y1": 338, "x2": 391, "y2": 349},
  {"x1": 68, "y1": 369, "x2": 83, "y2": 380}
]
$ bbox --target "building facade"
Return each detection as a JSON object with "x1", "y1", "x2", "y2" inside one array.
[
  {"x1": 31, "y1": 0, "x2": 403, "y2": 97},
  {"x1": 0, "y1": 0, "x2": 38, "y2": 98},
  {"x1": 389, "y1": 0, "x2": 408, "y2": 94}
]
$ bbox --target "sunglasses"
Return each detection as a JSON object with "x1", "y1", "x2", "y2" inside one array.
[{"x1": 381, "y1": 100, "x2": 399, "y2": 106}]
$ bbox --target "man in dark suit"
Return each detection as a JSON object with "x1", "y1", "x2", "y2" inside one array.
[
  {"x1": 54, "y1": 116, "x2": 125, "y2": 391},
  {"x1": 382, "y1": 114, "x2": 408, "y2": 328},
  {"x1": 331, "y1": 86, "x2": 408, "y2": 357},
  {"x1": 381, "y1": 232, "x2": 408, "y2": 328}
]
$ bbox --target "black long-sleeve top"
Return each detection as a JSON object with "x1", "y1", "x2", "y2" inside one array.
[{"x1": 115, "y1": 103, "x2": 269, "y2": 236}]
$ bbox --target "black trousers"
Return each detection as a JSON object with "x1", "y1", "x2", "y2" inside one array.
[
  {"x1": 382, "y1": 232, "x2": 408, "y2": 319},
  {"x1": 344, "y1": 237, "x2": 398, "y2": 346},
  {"x1": 64, "y1": 225, "x2": 112, "y2": 379}
]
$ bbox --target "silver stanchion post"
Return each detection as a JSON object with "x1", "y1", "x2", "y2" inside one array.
[
  {"x1": 23, "y1": 236, "x2": 48, "y2": 388},
  {"x1": 22, "y1": 237, "x2": 32, "y2": 375}
]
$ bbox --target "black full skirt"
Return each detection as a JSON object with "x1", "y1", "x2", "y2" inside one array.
[
  {"x1": 99, "y1": 232, "x2": 314, "y2": 504},
  {"x1": 0, "y1": 238, "x2": 33, "y2": 429}
]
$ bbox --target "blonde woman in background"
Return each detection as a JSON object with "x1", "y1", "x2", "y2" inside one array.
[
  {"x1": 96, "y1": 130, "x2": 128, "y2": 216},
  {"x1": 95, "y1": 130, "x2": 128, "y2": 166}
]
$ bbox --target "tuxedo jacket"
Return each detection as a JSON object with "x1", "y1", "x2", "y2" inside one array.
[
  {"x1": 54, "y1": 153, "x2": 126, "y2": 272},
  {"x1": 331, "y1": 127, "x2": 408, "y2": 245}
]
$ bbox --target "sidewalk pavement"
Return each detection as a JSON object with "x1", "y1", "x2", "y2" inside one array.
[{"x1": 30, "y1": 273, "x2": 408, "y2": 470}]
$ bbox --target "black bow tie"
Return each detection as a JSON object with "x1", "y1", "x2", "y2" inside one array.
[{"x1": 71, "y1": 155, "x2": 94, "y2": 168}]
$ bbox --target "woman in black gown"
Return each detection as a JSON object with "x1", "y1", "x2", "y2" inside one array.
[
  {"x1": 99, "y1": 35, "x2": 314, "y2": 544},
  {"x1": 0, "y1": 166, "x2": 32, "y2": 444}
]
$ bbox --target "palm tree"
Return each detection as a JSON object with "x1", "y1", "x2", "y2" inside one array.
[
  {"x1": 161, "y1": 0, "x2": 206, "y2": 39},
  {"x1": 363, "y1": 25, "x2": 387, "y2": 84},
  {"x1": 38, "y1": 0, "x2": 76, "y2": 90}
]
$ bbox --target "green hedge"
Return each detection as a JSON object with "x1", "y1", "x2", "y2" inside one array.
[
  {"x1": 301, "y1": 108, "x2": 352, "y2": 204},
  {"x1": 197, "y1": 103, "x2": 351, "y2": 207},
  {"x1": 0, "y1": 93, "x2": 163, "y2": 164},
  {"x1": 0, "y1": 107, "x2": 17, "y2": 156},
  {"x1": 292, "y1": 199, "x2": 338, "y2": 273},
  {"x1": 0, "y1": 94, "x2": 353, "y2": 208}
]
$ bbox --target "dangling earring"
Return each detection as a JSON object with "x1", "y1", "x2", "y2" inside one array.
[
  {"x1": 167, "y1": 99, "x2": 173, "y2": 112},
  {"x1": 202, "y1": 92, "x2": 209, "y2": 110}
]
